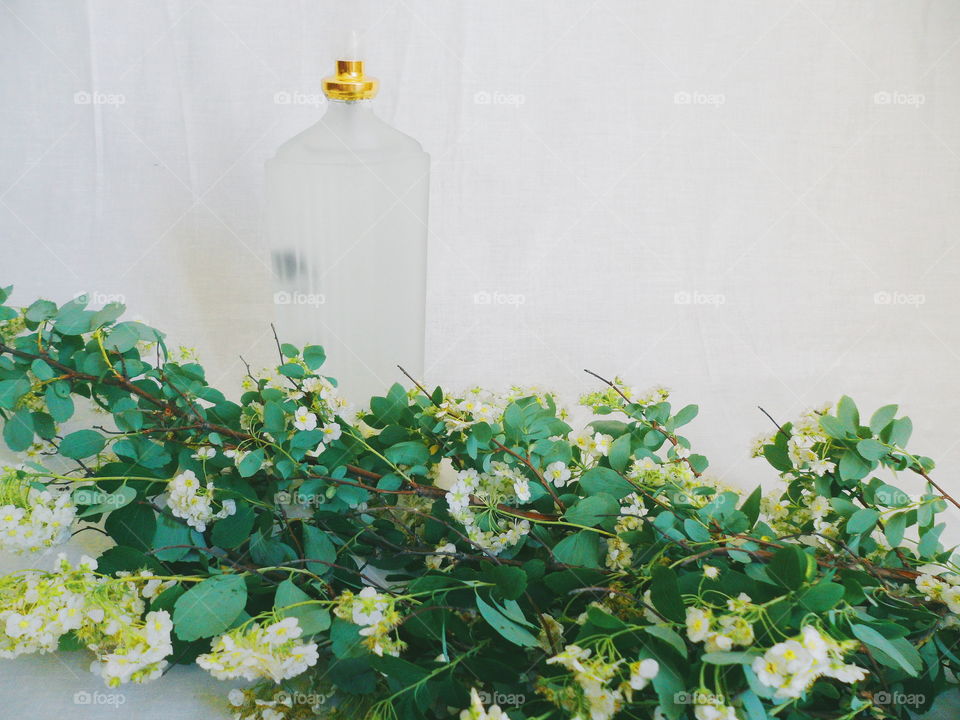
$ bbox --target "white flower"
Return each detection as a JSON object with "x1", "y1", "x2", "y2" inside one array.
[
  {"x1": 192, "y1": 446, "x2": 216, "y2": 460},
  {"x1": 808, "y1": 458, "x2": 836, "y2": 476},
  {"x1": 513, "y1": 478, "x2": 531, "y2": 503},
  {"x1": 628, "y1": 658, "x2": 659, "y2": 690},
  {"x1": 293, "y1": 407, "x2": 318, "y2": 431},
  {"x1": 352, "y1": 587, "x2": 389, "y2": 627},
  {"x1": 545, "y1": 461, "x2": 572, "y2": 488},
  {"x1": 263, "y1": 617, "x2": 302, "y2": 646},
  {"x1": 320, "y1": 422, "x2": 342, "y2": 442},
  {"x1": 703, "y1": 565, "x2": 720, "y2": 580},
  {"x1": 593, "y1": 433, "x2": 613, "y2": 456},
  {"x1": 198, "y1": 618, "x2": 318, "y2": 683},
  {"x1": 165, "y1": 470, "x2": 235, "y2": 531},
  {"x1": 685, "y1": 608, "x2": 712, "y2": 643},
  {"x1": 0, "y1": 477, "x2": 76, "y2": 554}
]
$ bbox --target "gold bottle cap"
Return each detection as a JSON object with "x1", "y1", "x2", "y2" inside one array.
[{"x1": 322, "y1": 60, "x2": 379, "y2": 101}]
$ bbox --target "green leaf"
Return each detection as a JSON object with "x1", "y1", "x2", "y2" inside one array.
[
  {"x1": 767, "y1": 546, "x2": 807, "y2": 590},
  {"x1": 836, "y1": 395, "x2": 860, "y2": 431},
  {"x1": 263, "y1": 401, "x2": 286, "y2": 434},
  {"x1": 884, "y1": 512, "x2": 907, "y2": 547},
  {"x1": 839, "y1": 451, "x2": 871, "y2": 482},
  {"x1": 577, "y1": 466, "x2": 635, "y2": 499},
  {"x1": 918, "y1": 523, "x2": 945, "y2": 558},
  {"x1": 673, "y1": 404, "x2": 699, "y2": 427},
  {"x1": 59, "y1": 430, "x2": 106, "y2": 459},
  {"x1": 274, "y1": 579, "x2": 331, "y2": 635},
  {"x1": 173, "y1": 575, "x2": 247, "y2": 641},
  {"x1": 30, "y1": 359, "x2": 54, "y2": 381},
  {"x1": 3, "y1": 410, "x2": 34, "y2": 451},
  {"x1": 650, "y1": 565, "x2": 685, "y2": 623},
  {"x1": 485, "y1": 564, "x2": 528, "y2": 601},
  {"x1": 552, "y1": 530, "x2": 601, "y2": 568},
  {"x1": 330, "y1": 617, "x2": 365, "y2": 658},
  {"x1": 740, "y1": 486, "x2": 762, "y2": 527},
  {"x1": 44, "y1": 386, "x2": 74, "y2": 423},
  {"x1": 385, "y1": 441, "x2": 429, "y2": 466},
  {"x1": 303, "y1": 345, "x2": 326, "y2": 370},
  {"x1": 564, "y1": 493, "x2": 619, "y2": 528},
  {"x1": 796, "y1": 581, "x2": 845, "y2": 612},
  {"x1": 25, "y1": 299, "x2": 57, "y2": 323},
  {"x1": 887, "y1": 417, "x2": 913, "y2": 448},
  {"x1": 303, "y1": 525, "x2": 337, "y2": 575},
  {"x1": 850, "y1": 624, "x2": 921, "y2": 676},
  {"x1": 475, "y1": 593, "x2": 539, "y2": 647},
  {"x1": 856, "y1": 439, "x2": 888, "y2": 461},
  {"x1": 211, "y1": 504, "x2": 256, "y2": 548},
  {"x1": 0, "y1": 378, "x2": 30, "y2": 410},
  {"x1": 278, "y1": 362, "x2": 305, "y2": 378},
  {"x1": 238, "y1": 449, "x2": 264, "y2": 477},
  {"x1": 869, "y1": 404, "x2": 899, "y2": 434},
  {"x1": 819, "y1": 415, "x2": 849, "y2": 440},
  {"x1": 104, "y1": 322, "x2": 143, "y2": 353},
  {"x1": 644, "y1": 625, "x2": 687, "y2": 658},
  {"x1": 847, "y1": 508, "x2": 880, "y2": 536},
  {"x1": 608, "y1": 433, "x2": 632, "y2": 473}
]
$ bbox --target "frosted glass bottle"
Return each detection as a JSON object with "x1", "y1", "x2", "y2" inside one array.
[{"x1": 265, "y1": 60, "x2": 429, "y2": 406}]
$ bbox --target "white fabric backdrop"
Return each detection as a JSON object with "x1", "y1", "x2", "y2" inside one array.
[{"x1": 2, "y1": 1, "x2": 960, "y2": 717}]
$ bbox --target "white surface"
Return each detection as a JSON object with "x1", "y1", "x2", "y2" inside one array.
[{"x1": 2, "y1": 1, "x2": 960, "y2": 715}]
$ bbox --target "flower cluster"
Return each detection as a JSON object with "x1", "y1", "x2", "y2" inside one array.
[
  {"x1": 685, "y1": 604, "x2": 755, "y2": 652},
  {"x1": 0, "y1": 555, "x2": 174, "y2": 685},
  {"x1": 0, "y1": 472, "x2": 75, "y2": 553},
  {"x1": 545, "y1": 644, "x2": 657, "y2": 720},
  {"x1": 333, "y1": 586, "x2": 405, "y2": 657},
  {"x1": 197, "y1": 616, "x2": 319, "y2": 682},
  {"x1": 752, "y1": 405, "x2": 835, "y2": 477},
  {"x1": 444, "y1": 466, "x2": 532, "y2": 554},
  {"x1": 752, "y1": 626, "x2": 867, "y2": 699},
  {"x1": 425, "y1": 542, "x2": 457, "y2": 571},
  {"x1": 915, "y1": 572, "x2": 960, "y2": 613},
  {"x1": 435, "y1": 386, "x2": 570, "y2": 433},
  {"x1": 459, "y1": 688, "x2": 514, "y2": 720},
  {"x1": 693, "y1": 696, "x2": 739, "y2": 720},
  {"x1": 570, "y1": 428, "x2": 613, "y2": 462},
  {"x1": 579, "y1": 382, "x2": 670, "y2": 412},
  {"x1": 89, "y1": 608, "x2": 173, "y2": 686},
  {"x1": 165, "y1": 469, "x2": 236, "y2": 531}
]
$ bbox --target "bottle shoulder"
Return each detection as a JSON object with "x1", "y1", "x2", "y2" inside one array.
[{"x1": 271, "y1": 109, "x2": 427, "y2": 165}]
